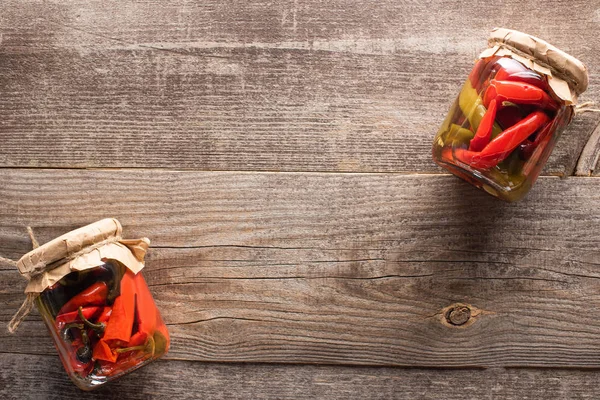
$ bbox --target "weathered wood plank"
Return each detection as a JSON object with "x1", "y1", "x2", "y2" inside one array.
[
  {"x1": 1, "y1": 170, "x2": 600, "y2": 367},
  {"x1": 581, "y1": 122, "x2": 600, "y2": 176},
  {"x1": 2, "y1": 355, "x2": 600, "y2": 400},
  {"x1": 0, "y1": 0, "x2": 598, "y2": 173}
]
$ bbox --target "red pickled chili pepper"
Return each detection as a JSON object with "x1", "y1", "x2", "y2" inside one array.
[
  {"x1": 493, "y1": 57, "x2": 550, "y2": 91},
  {"x1": 496, "y1": 71, "x2": 550, "y2": 92},
  {"x1": 97, "y1": 306, "x2": 112, "y2": 324},
  {"x1": 471, "y1": 56, "x2": 503, "y2": 91},
  {"x1": 92, "y1": 338, "x2": 118, "y2": 363},
  {"x1": 483, "y1": 80, "x2": 558, "y2": 111},
  {"x1": 125, "y1": 331, "x2": 148, "y2": 347},
  {"x1": 455, "y1": 110, "x2": 550, "y2": 169},
  {"x1": 469, "y1": 58, "x2": 487, "y2": 88},
  {"x1": 469, "y1": 98, "x2": 498, "y2": 152},
  {"x1": 58, "y1": 281, "x2": 109, "y2": 315},
  {"x1": 69, "y1": 338, "x2": 94, "y2": 376},
  {"x1": 93, "y1": 269, "x2": 137, "y2": 362},
  {"x1": 522, "y1": 121, "x2": 557, "y2": 177},
  {"x1": 63, "y1": 327, "x2": 94, "y2": 376},
  {"x1": 96, "y1": 350, "x2": 152, "y2": 377},
  {"x1": 101, "y1": 269, "x2": 136, "y2": 344},
  {"x1": 95, "y1": 334, "x2": 155, "y2": 367},
  {"x1": 495, "y1": 106, "x2": 524, "y2": 130},
  {"x1": 133, "y1": 272, "x2": 157, "y2": 337},
  {"x1": 106, "y1": 272, "x2": 160, "y2": 352},
  {"x1": 115, "y1": 335, "x2": 155, "y2": 356},
  {"x1": 55, "y1": 306, "x2": 101, "y2": 327},
  {"x1": 519, "y1": 117, "x2": 555, "y2": 160}
]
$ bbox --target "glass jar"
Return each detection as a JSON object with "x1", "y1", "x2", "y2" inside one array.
[
  {"x1": 432, "y1": 28, "x2": 588, "y2": 201},
  {"x1": 10, "y1": 219, "x2": 170, "y2": 390},
  {"x1": 36, "y1": 261, "x2": 169, "y2": 389}
]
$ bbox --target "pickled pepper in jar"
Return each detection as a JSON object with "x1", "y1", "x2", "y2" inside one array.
[
  {"x1": 8, "y1": 219, "x2": 170, "y2": 390},
  {"x1": 432, "y1": 28, "x2": 589, "y2": 201}
]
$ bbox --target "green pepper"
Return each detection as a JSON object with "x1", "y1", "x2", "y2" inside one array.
[
  {"x1": 458, "y1": 79, "x2": 502, "y2": 138},
  {"x1": 447, "y1": 124, "x2": 474, "y2": 147},
  {"x1": 437, "y1": 100, "x2": 459, "y2": 143}
]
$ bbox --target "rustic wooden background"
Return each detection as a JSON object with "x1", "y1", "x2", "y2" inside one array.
[{"x1": 1, "y1": 1, "x2": 600, "y2": 399}]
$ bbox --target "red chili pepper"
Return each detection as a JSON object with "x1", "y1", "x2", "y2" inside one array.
[
  {"x1": 101, "y1": 269, "x2": 136, "y2": 344},
  {"x1": 70, "y1": 348, "x2": 94, "y2": 376},
  {"x1": 56, "y1": 306, "x2": 102, "y2": 328},
  {"x1": 133, "y1": 272, "x2": 157, "y2": 338},
  {"x1": 518, "y1": 117, "x2": 554, "y2": 160},
  {"x1": 493, "y1": 57, "x2": 549, "y2": 91},
  {"x1": 58, "y1": 282, "x2": 109, "y2": 315},
  {"x1": 483, "y1": 80, "x2": 558, "y2": 111},
  {"x1": 522, "y1": 120, "x2": 557, "y2": 177},
  {"x1": 97, "y1": 306, "x2": 112, "y2": 324},
  {"x1": 125, "y1": 331, "x2": 148, "y2": 347},
  {"x1": 97, "y1": 273, "x2": 160, "y2": 357},
  {"x1": 96, "y1": 353, "x2": 149, "y2": 377},
  {"x1": 495, "y1": 106, "x2": 524, "y2": 130},
  {"x1": 469, "y1": 98, "x2": 497, "y2": 152},
  {"x1": 497, "y1": 71, "x2": 550, "y2": 92},
  {"x1": 492, "y1": 58, "x2": 528, "y2": 81},
  {"x1": 455, "y1": 111, "x2": 550, "y2": 169},
  {"x1": 441, "y1": 147, "x2": 453, "y2": 162},
  {"x1": 472, "y1": 56, "x2": 502, "y2": 91},
  {"x1": 92, "y1": 338, "x2": 118, "y2": 363},
  {"x1": 64, "y1": 329, "x2": 94, "y2": 376},
  {"x1": 93, "y1": 269, "x2": 137, "y2": 362},
  {"x1": 469, "y1": 58, "x2": 487, "y2": 88}
]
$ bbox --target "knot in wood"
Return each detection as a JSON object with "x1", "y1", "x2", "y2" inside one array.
[{"x1": 445, "y1": 305, "x2": 471, "y2": 326}]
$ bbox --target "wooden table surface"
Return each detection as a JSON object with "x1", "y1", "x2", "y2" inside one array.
[{"x1": 2, "y1": 1, "x2": 600, "y2": 399}]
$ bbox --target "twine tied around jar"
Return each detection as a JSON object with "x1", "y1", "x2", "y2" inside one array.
[
  {"x1": 575, "y1": 101, "x2": 600, "y2": 115},
  {"x1": 2, "y1": 219, "x2": 150, "y2": 333},
  {"x1": 3, "y1": 227, "x2": 45, "y2": 333}
]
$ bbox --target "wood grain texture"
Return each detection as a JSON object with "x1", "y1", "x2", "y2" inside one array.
[
  {"x1": 2, "y1": 1, "x2": 600, "y2": 395},
  {"x1": 2, "y1": 170, "x2": 600, "y2": 368},
  {"x1": 579, "y1": 122, "x2": 600, "y2": 176},
  {"x1": 0, "y1": 0, "x2": 598, "y2": 173},
  {"x1": 2, "y1": 355, "x2": 600, "y2": 400}
]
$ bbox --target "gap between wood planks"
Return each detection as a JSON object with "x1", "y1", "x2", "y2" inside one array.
[{"x1": 2, "y1": 166, "x2": 600, "y2": 177}]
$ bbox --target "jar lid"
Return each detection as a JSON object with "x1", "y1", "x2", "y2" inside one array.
[
  {"x1": 481, "y1": 28, "x2": 589, "y2": 104},
  {"x1": 8, "y1": 218, "x2": 150, "y2": 333},
  {"x1": 17, "y1": 218, "x2": 123, "y2": 279},
  {"x1": 16, "y1": 218, "x2": 149, "y2": 293}
]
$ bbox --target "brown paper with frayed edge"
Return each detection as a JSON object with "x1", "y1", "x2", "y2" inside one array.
[
  {"x1": 8, "y1": 218, "x2": 149, "y2": 333},
  {"x1": 479, "y1": 28, "x2": 589, "y2": 106}
]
